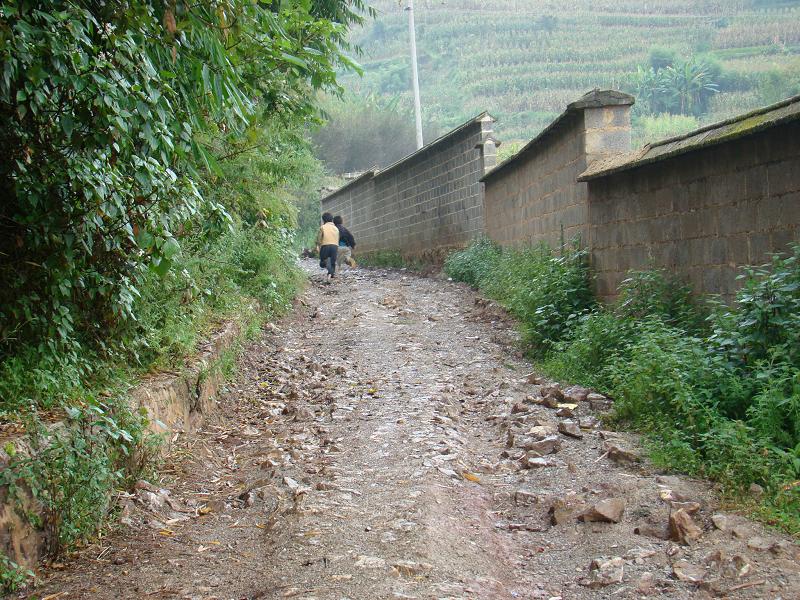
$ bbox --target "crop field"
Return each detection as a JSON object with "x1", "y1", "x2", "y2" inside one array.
[{"x1": 343, "y1": 0, "x2": 800, "y2": 144}]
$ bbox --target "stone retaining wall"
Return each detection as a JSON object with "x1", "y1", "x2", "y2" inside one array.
[{"x1": 0, "y1": 320, "x2": 241, "y2": 569}]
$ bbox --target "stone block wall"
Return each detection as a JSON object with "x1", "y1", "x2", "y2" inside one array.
[
  {"x1": 482, "y1": 91, "x2": 634, "y2": 249},
  {"x1": 586, "y1": 120, "x2": 800, "y2": 301},
  {"x1": 321, "y1": 114, "x2": 496, "y2": 260}
]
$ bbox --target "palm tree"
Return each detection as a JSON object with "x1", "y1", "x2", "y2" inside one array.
[{"x1": 661, "y1": 59, "x2": 719, "y2": 116}]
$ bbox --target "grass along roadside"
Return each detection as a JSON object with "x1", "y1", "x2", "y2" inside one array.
[
  {"x1": 445, "y1": 237, "x2": 800, "y2": 535},
  {"x1": 355, "y1": 250, "x2": 427, "y2": 271}
]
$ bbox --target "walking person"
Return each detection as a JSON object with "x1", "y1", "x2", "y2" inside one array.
[
  {"x1": 316, "y1": 212, "x2": 339, "y2": 279},
  {"x1": 333, "y1": 215, "x2": 356, "y2": 270}
]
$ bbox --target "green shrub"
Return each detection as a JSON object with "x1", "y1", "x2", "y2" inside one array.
[
  {"x1": 616, "y1": 269, "x2": 708, "y2": 334},
  {"x1": 543, "y1": 310, "x2": 634, "y2": 391},
  {"x1": 444, "y1": 237, "x2": 501, "y2": 287},
  {"x1": 712, "y1": 247, "x2": 800, "y2": 368},
  {"x1": 447, "y1": 238, "x2": 594, "y2": 357},
  {"x1": 358, "y1": 250, "x2": 425, "y2": 270},
  {"x1": 0, "y1": 553, "x2": 34, "y2": 593}
]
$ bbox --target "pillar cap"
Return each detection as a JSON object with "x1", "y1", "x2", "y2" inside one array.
[{"x1": 568, "y1": 89, "x2": 635, "y2": 110}]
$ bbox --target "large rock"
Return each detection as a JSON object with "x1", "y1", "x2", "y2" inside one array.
[
  {"x1": 549, "y1": 496, "x2": 587, "y2": 525},
  {"x1": 586, "y1": 392, "x2": 612, "y2": 411},
  {"x1": 526, "y1": 435, "x2": 561, "y2": 456},
  {"x1": 602, "y1": 441, "x2": 639, "y2": 464},
  {"x1": 563, "y1": 385, "x2": 591, "y2": 403},
  {"x1": 528, "y1": 424, "x2": 557, "y2": 438},
  {"x1": 669, "y1": 509, "x2": 702, "y2": 545},
  {"x1": 578, "y1": 498, "x2": 626, "y2": 523},
  {"x1": 540, "y1": 385, "x2": 564, "y2": 402},
  {"x1": 672, "y1": 560, "x2": 706, "y2": 584},
  {"x1": 558, "y1": 419, "x2": 584, "y2": 439},
  {"x1": 522, "y1": 455, "x2": 556, "y2": 469}
]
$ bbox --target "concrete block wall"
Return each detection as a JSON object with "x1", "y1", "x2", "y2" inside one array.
[
  {"x1": 482, "y1": 91, "x2": 634, "y2": 249},
  {"x1": 587, "y1": 120, "x2": 800, "y2": 301},
  {"x1": 321, "y1": 114, "x2": 496, "y2": 260},
  {"x1": 322, "y1": 89, "x2": 800, "y2": 302}
]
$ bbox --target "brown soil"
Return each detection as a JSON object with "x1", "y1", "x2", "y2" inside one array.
[{"x1": 20, "y1": 262, "x2": 800, "y2": 599}]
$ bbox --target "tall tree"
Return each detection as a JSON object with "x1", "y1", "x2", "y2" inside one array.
[{"x1": 0, "y1": 0, "x2": 366, "y2": 357}]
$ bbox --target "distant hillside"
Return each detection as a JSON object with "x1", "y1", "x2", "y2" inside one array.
[{"x1": 340, "y1": 0, "x2": 800, "y2": 146}]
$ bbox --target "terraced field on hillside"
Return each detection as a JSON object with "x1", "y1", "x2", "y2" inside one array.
[{"x1": 343, "y1": 0, "x2": 800, "y2": 143}]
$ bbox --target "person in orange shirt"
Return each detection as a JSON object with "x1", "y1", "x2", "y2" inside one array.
[{"x1": 316, "y1": 212, "x2": 340, "y2": 279}]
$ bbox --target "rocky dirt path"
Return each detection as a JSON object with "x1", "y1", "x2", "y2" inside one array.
[{"x1": 23, "y1": 262, "x2": 800, "y2": 599}]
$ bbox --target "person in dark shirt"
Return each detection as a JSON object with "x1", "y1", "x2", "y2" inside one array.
[{"x1": 333, "y1": 215, "x2": 356, "y2": 269}]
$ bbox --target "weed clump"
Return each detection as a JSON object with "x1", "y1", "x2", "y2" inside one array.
[{"x1": 446, "y1": 238, "x2": 594, "y2": 357}]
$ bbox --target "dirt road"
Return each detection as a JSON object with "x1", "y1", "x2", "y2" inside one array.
[{"x1": 27, "y1": 262, "x2": 800, "y2": 599}]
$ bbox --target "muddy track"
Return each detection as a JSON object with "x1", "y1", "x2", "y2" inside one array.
[{"x1": 24, "y1": 262, "x2": 800, "y2": 599}]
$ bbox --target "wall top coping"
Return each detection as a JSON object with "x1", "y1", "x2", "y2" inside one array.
[
  {"x1": 481, "y1": 89, "x2": 634, "y2": 184},
  {"x1": 321, "y1": 112, "x2": 495, "y2": 204},
  {"x1": 579, "y1": 91, "x2": 800, "y2": 182},
  {"x1": 321, "y1": 170, "x2": 375, "y2": 204}
]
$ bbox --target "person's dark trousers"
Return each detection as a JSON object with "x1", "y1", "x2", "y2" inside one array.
[{"x1": 319, "y1": 244, "x2": 338, "y2": 276}]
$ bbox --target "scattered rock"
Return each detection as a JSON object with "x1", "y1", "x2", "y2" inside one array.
[
  {"x1": 563, "y1": 386, "x2": 591, "y2": 403},
  {"x1": 528, "y1": 425, "x2": 557, "y2": 439},
  {"x1": 526, "y1": 435, "x2": 561, "y2": 456},
  {"x1": 637, "y1": 572, "x2": 655, "y2": 595},
  {"x1": 749, "y1": 482, "x2": 764, "y2": 499},
  {"x1": 578, "y1": 416, "x2": 600, "y2": 429},
  {"x1": 586, "y1": 392, "x2": 612, "y2": 411},
  {"x1": 711, "y1": 514, "x2": 729, "y2": 531},
  {"x1": 541, "y1": 385, "x2": 564, "y2": 402},
  {"x1": 669, "y1": 509, "x2": 702, "y2": 545},
  {"x1": 578, "y1": 498, "x2": 626, "y2": 524},
  {"x1": 558, "y1": 420, "x2": 583, "y2": 439},
  {"x1": 672, "y1": 560, "x2": 706, "y2": 584},
  {"x1": 670, "y1": 501, "x2": 701, "y2": 514},
  {"x1": 731, "y1": 524, "x2": 751, "y2": 539},
  {"x1": 523, "y1": 455, "x2": 556, "y2": 469},
  {"x1": 579, "y1": 557, "x2": 624, "y2": 588},
  {"x1": 626, "y1": 547, "x2": 657, "y2": 564},
  {"x1": 747, "y1": 537, "x2": 773, "y2": 552},
  {"x1": 550, "y1": 496, "x2": 587, "y2": 525},
  {"x1": 634, "y1": 523, "x2": 671, "y2": 541},
  {"x1": 511, "y1": 402, "x2": 528, "y2": 414},
  {"x1": 555, "y1": 406, "x2": 574, "y2": 418},
  {"x1": 602, "y1": 442, "x2": 639, "y2": 464},
  {"x1": 513, "y1": 489, "x2": 539, "y2": 506},
  {"x1": 538, "y1": 396, "x2": 561, "y2": 409}
]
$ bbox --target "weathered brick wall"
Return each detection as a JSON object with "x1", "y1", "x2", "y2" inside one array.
[
  {"x1": 483, "y1": 91, "x2": 633, "y2": 249},
  {"x1": 483, "y1": 114, "x2": 589, "y2": 248},
  {"x1": 587, "y1": 121, "x2": 800, "y2": 301},
  {"x1": 321, "y1": 114, "x2": 496, "y2": 259}
]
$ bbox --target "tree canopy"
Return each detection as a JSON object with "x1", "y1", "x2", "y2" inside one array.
[{"x1": 0, "y1": 0, "x2": 365, "y2": 360}]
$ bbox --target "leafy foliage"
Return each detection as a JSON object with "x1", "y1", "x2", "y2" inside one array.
[
  {"x1": 0, "y1": 552, "x2": 34, "y2": 593},
  {"x1": 0, "y1": 0, "x2": 367, "y2": 561},
  {"x1": 629, "y1": 57, "x2": 720, "y2": 116},
  {"x1": 0, "y1": 1, "x2": 358, "y2": 360},
  {"x1": 445, "y1": 238, "x2": 594, "y2": 357}
]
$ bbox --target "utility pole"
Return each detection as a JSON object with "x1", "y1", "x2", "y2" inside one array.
[{"x1": 405, "y1": 0, "x2": 423, "y2": 149}]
